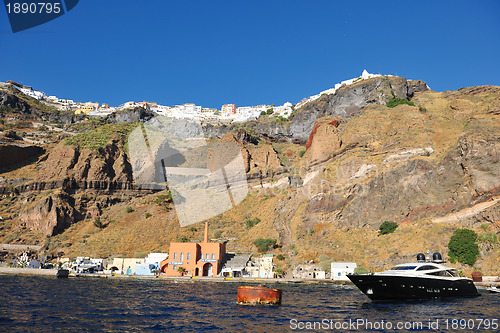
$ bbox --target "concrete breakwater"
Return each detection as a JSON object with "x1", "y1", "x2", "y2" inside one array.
[{"x1": 0, "y1": 267, "x2": 69, "y2": 277}]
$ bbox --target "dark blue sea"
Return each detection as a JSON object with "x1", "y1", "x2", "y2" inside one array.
[{"x1": 0, "y1": 275, "x2": 498, "y2": 332}]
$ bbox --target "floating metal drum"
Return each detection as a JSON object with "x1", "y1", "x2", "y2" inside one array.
[
  {"x1": 237, "y1": 286, "x2": 282, "y2": 305},
  {"x1": 471, "y1": 271, "x2": 482, "y2": 282}
]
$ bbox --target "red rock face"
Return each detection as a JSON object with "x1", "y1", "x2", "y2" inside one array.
[
  {"x1": 19, "y1": 194, "x2": 77, "y2": 236},
  {"x1": 305, "y1": 118, "x2": 340, "y2": 151},
  {"x1": 305, "y1": 121, "x2": 321, "y2": 151}
]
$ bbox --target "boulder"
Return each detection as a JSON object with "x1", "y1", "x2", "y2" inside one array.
[{"x1": 19, "y1": 194, "x2": 77, "y2": 236}]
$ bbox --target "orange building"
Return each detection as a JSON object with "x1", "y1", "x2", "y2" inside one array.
[{"x1": 165, "y1": 222, "x2": 226, "y2": 277}]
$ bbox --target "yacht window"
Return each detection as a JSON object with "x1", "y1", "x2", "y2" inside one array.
[
  {"x1": 416, "y1": 265, "x2": 439, "y2": 271},
  {"x1": 392, "y1": 266, "x2": 417, "y2": 270},
  {"x1": 426, "y1": 270, "x2": 453, "y2": 277}
]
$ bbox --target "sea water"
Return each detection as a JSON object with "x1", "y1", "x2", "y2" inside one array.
[{"x1": 0, "y1": 275, "x2": 498, "y2": 332}]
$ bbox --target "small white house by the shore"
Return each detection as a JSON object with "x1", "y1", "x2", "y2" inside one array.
[{"x1": 331, "y1": 262, "x2": 357, "y2": 281}]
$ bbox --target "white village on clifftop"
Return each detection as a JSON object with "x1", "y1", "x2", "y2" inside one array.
[{"x1": 3, "y1": 70, "x2": 383, "y2": 123}]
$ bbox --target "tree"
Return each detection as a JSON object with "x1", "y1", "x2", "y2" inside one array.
[
  {"x1": 276, "y1": 254, "x2": 285, "y2": 261},
  {"x1": 378, "y1": 221, "x2": 398, "y2": 236},
  {"x1": 177, "y1": 266, "x2": 186, "y2": 276},
  {"x1": 274, "y1": 268, "x2": 284, "y2": 278},
  {"x1": 354, "y1": 266, "x2": 369, "y2": 274},
  {"x1": 448, "y1": 228, "x2": 479, "y2": 266},
  {"x1": 253, "y1": 238, "x2": 277, "y2": 252}
]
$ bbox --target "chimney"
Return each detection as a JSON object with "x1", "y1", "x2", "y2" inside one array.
[{"x1": 204, "y1": 222, "x2": 209, "y2": 243}]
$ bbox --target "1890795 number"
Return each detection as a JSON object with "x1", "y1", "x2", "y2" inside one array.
[{"x1": 6, "y1": 2, "x2": 61, "y2": 14}]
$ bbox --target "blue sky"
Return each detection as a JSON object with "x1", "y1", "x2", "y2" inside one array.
[{"x1": 1, "y1": 0, "x2": 499, "y2": 108}]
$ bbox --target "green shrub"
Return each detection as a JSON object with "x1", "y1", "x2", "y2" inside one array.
[
  {"x1": 214, "y1": 230, "x2": 222, "y2": 239},
  {"x1": 145, "y1": 212, "x2": 152, "y2": 218},
  {"x1": 93, "y1": 217, "x2": 103, "y2": 229},
  {"x1": 354, "y1": 266, "x2": 369, "y2": 274},
  {"x1": 178, "y1": 235, "x2": 189, "y2": 243},
  {"x1": 266, "y1": 108, "x2": 274, "y2": 115},
  {"x1": 386, "y1": 97, "x2": 415, "y2": 108},
  {"x1": 154, "y1": 192, "x2": 173, "y2": 205},
  {"x1": 478, "y1": 232, "x2": 498, "y2": 245},
  {"x1": 299, "y1": 149, "x2": 306, "y2": 157},
  {"x1": 189, "y1": 227, "x2": 197, "y2": 232},
  {"x1": 253, "y1": 238, "x2": 277, "y2": 252},
  {"x1": 448, "y1": 228, "x2": 479, "y2": 266},
  {"x1": 276, "y1": 254, "x2": 285, "y2": 261},
  {"x1": 245, "y1": 217, "x2": 261, "y2": 229},
  {"x1": 276, "y1": 116, "x2": 288, "y2": 123},
  {"x1": 125, "y1": 206, "x2": 134, "y2": 213},
  {"x1": 378, "y1": 221, "x2": 398, "y2": 235},
  {"x1": 274, "y1": 268, "x2": 284, "y2": 277}
]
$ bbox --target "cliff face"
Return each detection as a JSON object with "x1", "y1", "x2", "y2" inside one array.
[
  {"x1": 36, "y1": 140, "x2": 134, "y2": 189},
  {"x1": 0, "y1": 144, "x2": 45, "y2": 170},
  {"x1": 305, "y1": 134, "x2": 500, "y2": 228},
  {"x1": 288, "y1": 76, "x2": 428, "y2": 140},
  {"x1": 106, "y1": 107, "x2": 154, "y2": 124},
  {"x1": 0, "y1": 88, "x2": 84, "y2": 124},
  {"x1": 19, "y1": 192, "x2": 79, "y2": 236},
  {"x1": 204, "y1": 76, "x2": 429, "y2": 143},
  {"x1": 0, "y1": 90, "x2": 32, "y2": 116}
]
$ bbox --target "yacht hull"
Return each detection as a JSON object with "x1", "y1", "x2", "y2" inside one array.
[{"x1": 348, "y1": 274, "x2": 480, "y2": 301}]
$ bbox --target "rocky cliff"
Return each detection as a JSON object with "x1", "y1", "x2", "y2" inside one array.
[
  {"x1": 0, "y1": 87, "x2": 84, "y2": 124},
  {"x1": 0, "y1": 77, "x2": 499, "y2": 275},
  {"x1": 288, "y1": 76, "x2": 428, "y2": 140}
]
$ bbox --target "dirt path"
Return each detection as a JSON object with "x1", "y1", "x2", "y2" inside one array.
[{"x1": 432, "y1": 196, "x2": 500, "y2": 224}]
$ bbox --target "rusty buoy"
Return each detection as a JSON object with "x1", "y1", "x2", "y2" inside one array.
[
  {"x1": 471, "y1": 271, "x2": 482, "y2": 282},
  {"x1": 237, "y1": 285, "x2": 282, "y2": 305}
]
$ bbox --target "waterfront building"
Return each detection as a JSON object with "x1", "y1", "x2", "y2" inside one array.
[
  {"x1": 330, "y1": 262, "x2": 357, "y2": 281},
  {"x1": 220, "y1": 253, "x2": 252, "y2": 277},
  {"x1": 108, "y1": 258, "x2": 145, "y2": 275},
  {"x1": 165, "y1": 222, "x2": 226, "y2": 277},
  {"x1": 246, "y1": 254, "x2": 275, "y2": 278},
  {"x1": 292, "y1": 264, "x2": 326, "y2": 279},
  {"x1": 134, "y1": 263, "x2": 157, "y2": 276}
]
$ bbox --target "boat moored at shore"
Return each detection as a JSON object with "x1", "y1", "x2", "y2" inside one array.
[{"x1": 348, "y1": 253, "x2": 480, "y2": 301}]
